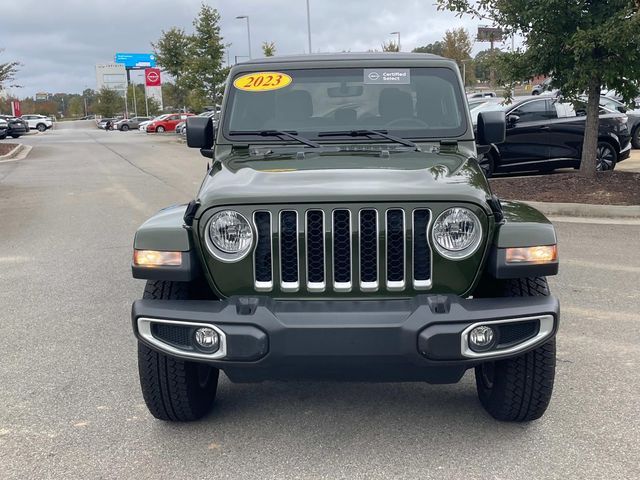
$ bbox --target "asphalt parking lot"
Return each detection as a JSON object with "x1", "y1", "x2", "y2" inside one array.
[{"x1": 1, "y1": 126, "x2": 639, "y2": 479}]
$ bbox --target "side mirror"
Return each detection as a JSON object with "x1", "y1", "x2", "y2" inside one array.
[
  {"x1": 186, "y1": 116, "x2": 214, "y2": 150},
  {"x1": 617, "y1": 106, "x2": 627, "y2": 114},
  {"x1": 506, "y1": 114, "x2": 520, "y2": 127},
  {"x1": 477, "y1": 110, "x2": 506, "y2": 145}
]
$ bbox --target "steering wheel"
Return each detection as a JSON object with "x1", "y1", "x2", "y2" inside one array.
[{"x1": 385, "y1": 117, "x2": 429, "y2": 128}]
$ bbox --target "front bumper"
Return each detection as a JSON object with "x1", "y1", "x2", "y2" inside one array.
[
  {"x1": 619, "y1": 139, "x2": 632, "y2": 161},
  {"x1": 132, "y1": 295, "x2": 559, "y2": 383}
]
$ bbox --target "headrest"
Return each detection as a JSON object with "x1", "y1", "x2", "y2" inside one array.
[{"x1": 379, "y1": 88, "x2": 414, "y2": 120}]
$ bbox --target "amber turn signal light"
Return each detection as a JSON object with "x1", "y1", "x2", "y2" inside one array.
[
  {"x1": 133, "y1": 250, "x2": 182, "y2": 267},
  {"x1": 505, "y1": 245, "x2": 557, "y2": 264}
]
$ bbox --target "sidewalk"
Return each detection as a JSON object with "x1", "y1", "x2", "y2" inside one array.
[{"x1": 619, "y1": 149, "x2": 640, "y2": 172}]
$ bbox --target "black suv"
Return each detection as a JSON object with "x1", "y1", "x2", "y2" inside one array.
[
  {"x1": 472, "y1": 97, "x2": 631, "y2": 176},
  {"x1": 0, "y1": 115, "x2": 29, "y2": 139}
]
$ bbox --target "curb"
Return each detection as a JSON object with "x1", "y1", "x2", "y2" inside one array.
[
  {"x1": 0, "y1": 144, "x2": 33, "y2": 163},
  {"x1": 519, "y1": 200, "x2": 640, "y2": 219}
]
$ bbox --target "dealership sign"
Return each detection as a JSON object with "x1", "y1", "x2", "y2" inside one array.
[
  {"x1": 114, "y1": 53, "x2": 157, "y2": 69},
  {"x1": 11, "y1": 100, "x2": 21, "y2": 118},
  {"x1": 145, "y1": 68, "x2": 162, "y2": 87}
]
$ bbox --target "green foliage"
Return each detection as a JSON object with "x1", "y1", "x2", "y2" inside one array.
[
  {"x1": 412, "y1": 41, "x2": 445, "y2": 55},
  {"x1": 0, "y1": 48, "x2": 21, "y2": 90},
  {"x1": 381, "y1": 40, "x2": 400, "y2": 52},
  {"x1": 152, "y1": 27, "x2": 190, "y2": 83},
  {"x1": 474, "y1": 48, "x2": 507, "y2": 83},
  {"x1": 442, "y1": 28, "x2": 475, "y2": 85},
  {"x1": 437, "y1": 0, "x2": 640, "y2": 176},
  {"x1": 94, "y1": 87, "x2": 124, "y2": 118},
  {"x1": 262, "y1": 41, "x2": 276, "y2": 57},
  {"x1": 68, "y1": 97, "x2": 85, "y2": 117},
  {"x1": 183, "y1": 4, "x2": 227, "y2": 104},
  {"x1": 152, "y1": 27, "x2": 191, "y2": 108}
]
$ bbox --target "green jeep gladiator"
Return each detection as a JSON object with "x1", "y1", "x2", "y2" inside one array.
[{"x1": 131, "y1": 53, "x2": 560, "y2": 422}]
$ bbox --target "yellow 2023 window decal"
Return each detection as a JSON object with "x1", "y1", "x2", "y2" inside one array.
[{"x1": 233, "y1": 72, "x2": 292, "y2": 92}]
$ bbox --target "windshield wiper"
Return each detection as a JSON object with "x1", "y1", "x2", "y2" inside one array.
[
  {"x1": 318, "y1": 129, "x2": 420, "y2": 151},
  {"x1": 229, "y1": 130, "x2": 321, "y2": 148}
]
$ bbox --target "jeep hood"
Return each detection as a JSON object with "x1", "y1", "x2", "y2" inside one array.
[{"x1": 197, "y1": 150, "x2": 493, "y2": 211}]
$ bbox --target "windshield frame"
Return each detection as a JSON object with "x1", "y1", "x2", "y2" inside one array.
[{"x1": 219, "y1": 64, "x2": 470, "y2": 146}]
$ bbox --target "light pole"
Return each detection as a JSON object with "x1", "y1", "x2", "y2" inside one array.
[
  {"x1": 390, "y1": 31, "x2": 401, "y2": 51},
  {"x1": 225, "y1": 43, "x2": 232, "y2": 66},
  {"x1": 306, "y1": 0, "x2": 312, "y2": 54},
  {"x1": 236, "y1": 16, "x2": 252, "y2": 59}
]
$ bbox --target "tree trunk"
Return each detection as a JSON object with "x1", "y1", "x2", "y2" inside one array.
[{"x1": 579, "y1": 75, "x2": 602, "y2": 177}]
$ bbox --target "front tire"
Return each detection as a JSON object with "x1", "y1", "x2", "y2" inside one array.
[
  {"x1": 137, "y1": 280, "x2": 219, "y2": 421},
  {"x1": 473, "y1": 277, "x2": 556, "y2": 422},
  {"x1": 11, "y1": 134, "x2": 20, "y2": 139},
  {"x1": 596, "y1": 141, "x2": 617, "y2": 171},
  {"x1": 156, "y1": 126, "x2": 165, "y2": 133}
]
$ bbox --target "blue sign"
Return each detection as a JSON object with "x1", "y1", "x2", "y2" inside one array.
[{"x1": 114, "y1": 53, "x2": 157, "y2": 69}]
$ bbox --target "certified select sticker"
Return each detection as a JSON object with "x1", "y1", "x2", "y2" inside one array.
[{"x1": 364, "y1": 68, "x2": 410, "y2": 84}]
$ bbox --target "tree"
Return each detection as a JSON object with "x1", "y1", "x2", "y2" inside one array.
[
  {"x1": 474, "y1": 49, "x2": 507, "y2": 83},
  {"x1": 262, "y1": 41, "x2": 276, "y2": 57},
  {"x1": 152, "y1": 27, "x2": 191, "y2": 83},
  {"x1": 0, "y1": 48, "x2": 21, "y2": 91},
  {"x1": 152, "y1": 27, "x2": 191, "y2": 107},
  {"x1": 94, "y1": 87, "x2": 124, "y2": 118},
  {"x1": 437, "y1": 0, "x2": 640, "y2": 177},
  {"x1": 412, "y1": 41, "x2": 445, "y2": 55},
  {"x1": 381, "y1": 40, "x2": 400, "y2": 52},
  {"x1": 183, "y1": 4, "x2": 228, "y2": 106},
  {"x1": 442, "y1": 28, "x2": 475, "y2": 85},
  {"x1": 68, "y1": 97, "x2": 85, "y2": 117}
]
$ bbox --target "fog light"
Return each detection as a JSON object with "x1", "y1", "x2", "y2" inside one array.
[
  {"x1": 469, "y1": 326, "x2": 496, "y2": 352},
  {"x1": 194, "y1": 327, "x2": 220, "y2": 352}
]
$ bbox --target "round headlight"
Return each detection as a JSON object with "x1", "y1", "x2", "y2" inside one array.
[
  {"x1": 432, "y1": 207, "x2": 482, "y2": 259},
  {"x1": 207, "y1": 210, "x2": 253, "y2": 259}
]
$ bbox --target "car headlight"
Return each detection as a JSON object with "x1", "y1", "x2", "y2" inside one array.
[
  {"x1": 432, "y1": 207, "x2": 482, "y2": 259},
  {"x1": 206, "y1": 210, "x2": 253, "y2": 261}
]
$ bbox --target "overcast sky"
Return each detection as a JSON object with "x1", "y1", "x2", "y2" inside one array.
[{"x1": 1, "y1": 0, "x2": 497, "y2": 97}]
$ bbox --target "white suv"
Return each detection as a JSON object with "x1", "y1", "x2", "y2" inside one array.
[{"x1": 21, "y1": 114, "x2": 53, "y2": 132}]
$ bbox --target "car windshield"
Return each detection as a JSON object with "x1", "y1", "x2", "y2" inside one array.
[{"x1": 223, "y1": 67, "x2": 467, "y2": 142}]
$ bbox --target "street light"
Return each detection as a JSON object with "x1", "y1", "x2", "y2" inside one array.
[
  {"x1": 306, "y1": 0, "x2": 312, "y2": 54},
  {"x1": 390, "y1": 31, "x2": 401, "y2": 51},
  {"x1": 236, "y1": 16, "x2": 252, "y2": 59}
]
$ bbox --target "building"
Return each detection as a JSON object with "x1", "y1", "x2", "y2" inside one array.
[{"x1": 95, "y1": 63, "x2": 127, "y2": 95}]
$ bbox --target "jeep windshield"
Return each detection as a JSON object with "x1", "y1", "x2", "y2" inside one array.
[{"x1": 222, "y1": 67, "x2": 467, "y2": 144}]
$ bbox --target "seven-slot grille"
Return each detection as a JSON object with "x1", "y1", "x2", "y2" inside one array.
[{"x1": 253, "y1": 207, "x2": 432, "y2": 294}]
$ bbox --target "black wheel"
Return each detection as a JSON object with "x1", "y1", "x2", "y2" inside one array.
[
  {"x1": 596, "y1": 141, "x2": 617, "y2": 171},
  {"x1": 473, "y1": 277, "x2": 556, "y2": 422},
  {"x1": 632, "y1": 126, "x2": 640, "y2": 149},
  {"x1": 121, "y1": 124, "x2": 129, "y2": 131},
  {"x1": 479, "y1": 150, "x2": 496, "y2": 178},
  {"x1": 531, "y1": 90, "x2": 540, "y2": 95},
  {"x1": 36, "y1": 123, "x2": 47, "y2": 132},
  {"x1": 156, "y1": 126, "x2": 165, "y2": 133},
  {"x1": 137, "y1": 280, "x2": 219, "y2": 421},
  {"x1": 11, "y1": 134, "x2": 20, "y2": 138}
]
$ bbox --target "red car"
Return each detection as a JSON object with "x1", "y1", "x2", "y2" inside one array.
[{"x1": 146, "y1": 113, "x2": 193, "y2": 133}]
